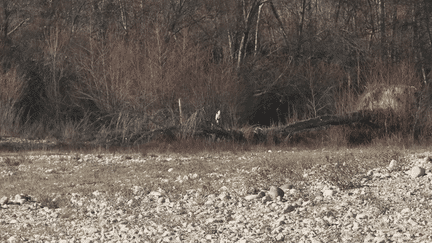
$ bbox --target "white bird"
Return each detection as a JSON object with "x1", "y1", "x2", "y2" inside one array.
[{"x1": 215, "y1": 110, "x2": 221, "y2": 125}]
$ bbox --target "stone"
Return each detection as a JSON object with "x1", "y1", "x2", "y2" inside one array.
[
  {"x1": 261, "y1": 195, "x2": 272, "y2": 203},
  {"x1": 363, "y1": 233, "x2": 375, "y2": 243},
  {"x1": 244, "y1": 195, "x2": 259, "y2": 201},
  {"x1": 409, "y1": 166, "x2": 425, "y2": 178},
  {"x1": 352, "y1": 221, "x2": 360, "y2": 230},
  {"x1": 7, "y1": 236, "x2": 17, "y2": 243},
  {"x1": 0, "y1": 196, "x2": 8, "y2": 205},
  {"x1": 148, "y1": 191, "x2": 162, "y2": 198},
  {"x1": 283, "y1": 204, "x2": 296, "y2": 213},
  {"x1": 288, "y1": 188, "x2": 298, "y2": 195},
  {"x1": 219, "y1": 186, "x2": 229, "y2": 191},
  {"x1": 268, "y1": 186, "x2": 284, "y2": 200},
  {"x1": 323, "y1": 189, "x2": 334, "y2": 197},
  {"x1": 218, "y1": 192, "x2": 231, "y2": 201},
  {"x1": 157, "y1": 197, "x2": 165, "y2": 204},
  {"x1": 356, "y1": 213, "x2": 368, "y2": 220},
  {"x1": 13, "y1": 194, "x2": 27, "y2": 205},
  {"x1": 373, "y1": 237, "x2": 387, "y2": 243},
  {"x1": 204, "y1": 198, "x2": 214, "y2": 205},
  {"x1": 280, "y1": 184, "x2": 294, "y2": 192},
  {"x1": 257, "y1": 191, "x2": 266, "y2": 198},
  {"x1": 401, "y1": 208, "x2": 410, "y2": 214},
  {"x1": 275, "y1": 233, "x2": 285, "y2": 241},
  {"x1": 388, "y1": 159, "x2": 398, "y2": 171}
]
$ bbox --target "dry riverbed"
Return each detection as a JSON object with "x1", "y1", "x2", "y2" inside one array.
[{"x1": 1, "y1": 144, "x2": 432, "y2": 242}]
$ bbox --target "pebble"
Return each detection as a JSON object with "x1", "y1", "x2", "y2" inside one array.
[
  {"x1": 322, "y1": 189, "x2": 334, "y2": 197},
  {"x1": 268, "y1": 186, "x2": 284, "y2": 200},
  {"x1": 409, "y1": 166, "x2": 425, "y2": 178},
  {"x1": 0, "y1": 196, "x2": 8, "y2": 205},
  {"x1": 388, "y1": 159, "x2": 398, "y2": 171},
  {"x1": 1, "y1": 151, "x2": 432, "y2": 242}
]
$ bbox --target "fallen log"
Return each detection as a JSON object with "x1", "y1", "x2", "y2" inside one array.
[
  {"x1": 126, "y1": 110, "x2": 381, "y2": 145},
  {"x1": 277, "y1": 110, "x2": 376, "y2": 137}
]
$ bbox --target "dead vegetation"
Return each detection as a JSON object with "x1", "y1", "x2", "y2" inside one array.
[{"x1": 1, "y1": 1, "x2": 432, "y2": 149}]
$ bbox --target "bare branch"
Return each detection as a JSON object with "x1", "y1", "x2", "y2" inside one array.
[{"x1": 7, "y1": 17, "x2": 29, "y2": 36}]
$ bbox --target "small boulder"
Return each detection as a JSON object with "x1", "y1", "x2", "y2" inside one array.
[
  {"x1": 0, "y1": 196, "x2": 8, "y2": 205},
  {"x1": 322, "y1": 189, "x2": 334, "y2": 197},
  {"x1": 148, "y1": 191, "x2": 162, "y2": 198},
  {"x1": 13, "y1": 194, "x2": 27, "y2": 205},
  {"x1": 244, "y1": 194, "x2": 259, "y2": 201},
  {"x1": 157, "y1": 197, "x2": 165, "y2": 204},
  {"x1": 388, "y1": 160, "x2": 398, "y2": 171},
  {"x1": 261, "y1": 195, "x2": 272, "y2": 203},
  {"x1": 356, "y1": 213, "x2": 368, "y2": 220},
  {"x1": 218, "y1": 192, "x2": 231, "y2": 201},
  {"x1": 268, "y1": 186, "x2": 284, "y2": 200},
  {"x1": 409, "y1": 166, "x2": 425, "y2": 178},
  {"x1": 283, "y1": 204, "x2": 296, "y2": 213},
  {"x1": 280, "y1": 184, "x2": 294, "y2": 192},
  {"x1": 257, "y1": 191, "x2": 266, "y2": 198},
  {"x1": 7, "y1": 236, "x2": 17, "y2": 243}
]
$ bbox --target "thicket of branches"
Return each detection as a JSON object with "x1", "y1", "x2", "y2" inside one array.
[{"x1": 1, "y1": 0, "x2": 432, "y2": 144}]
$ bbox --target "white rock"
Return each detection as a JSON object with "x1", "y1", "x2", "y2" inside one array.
[
  {"x1": 148, "y1": 191, "x2": 162, "y2": 198},
  {"x1": 283, "y1": 204, "x2": 296, "y2": 213},
  {"x1": 261, "y1": 195, "x2": 272, "y2": 203},
  {"x1": 323, "y1": 189, "x2": 334, "y2": 197},
  {"x1": 13, "y1": 194, "x2": 26, "y2": 205},
  {"x1": 356, "y1": 213, "x2": 368, "y2": 220},
  {"x1": 275, "y1": 233, "x2": 285, "y2": 241},
  {"x1": 409, "y1": 166, "x2": 425, "y2": 178},
  {"x1": 289, "y1": 188, "x2": 298, "y2": 195},
  {"x1": 0, "y1": 196, "x2": 8, "y2": 205},
  {"x1": 244, "y1": 195, "x2": 259, "y2": 201},
  {"x1": 280, "y1": 184, "x2": 294, "y2": 192},
  {"x1": 219, "y1": 186, "x2": 229, "y2": 191},
  {"x1": 204, "y1": 199, "x2": 214, "y2": 205},
  {"x1": 83, "y1": 227, "x2": 98, "y2": 234},
  {"x1": 268, "y1": 186, "x2": 284, "y2": 200},
  {"x1": 157, "y1": 197, "x2": 165, "y2": 204},
  {"x1": 218, "y1": 192, "x2": 231, "y2": 201},
  {"x1": 374, "y1": 237, "x2": 387, "y2": 243},
  {"x1": 7, "y1": 236, "x2": 17, "y2": 243},
  {"x1": 352, "y1": 221, "x2": 360, "y2": 230},
  {"x1": 401, "y1": 208, "x2": 410, "y2": 214},
  {"x1": 388, "y1": 160, "x2": 398, "y2": 171}
]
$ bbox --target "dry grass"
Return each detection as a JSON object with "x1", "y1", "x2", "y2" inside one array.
[{"x1": 0, "y1": 68, "x2": 23, "y2": 137}]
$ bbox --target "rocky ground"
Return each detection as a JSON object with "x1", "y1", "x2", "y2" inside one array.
[{"x1": 1, "y1": 147, "x2": 432, "y2": 242}]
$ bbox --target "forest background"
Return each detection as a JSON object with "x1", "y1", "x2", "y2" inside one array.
[{"x1": 1, "y1": 0, "x2": 432, "y2": 147}]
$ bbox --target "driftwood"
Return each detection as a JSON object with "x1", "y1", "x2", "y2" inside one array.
[
  {"x1": 125, "y1": 110, "x2": 381, "y2": 145},
  {"x1": 187, "y1": 110, "x2": 377, "y2": 143},
  {"x1": 277, "y1": 110, "x2": 376, "y2": 137}
]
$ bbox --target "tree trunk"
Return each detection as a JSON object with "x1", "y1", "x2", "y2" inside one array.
[
  {"x1": 296, "y1": 0, "x2": 308, "y2": 59},
  {"x1": 237, "y1": 0, "x2": 262, "y2": 69}
]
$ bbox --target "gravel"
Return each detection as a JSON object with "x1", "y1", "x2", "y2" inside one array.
[{"x1": 1, "y1": 150, "x2": 432, "y2": 242}]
